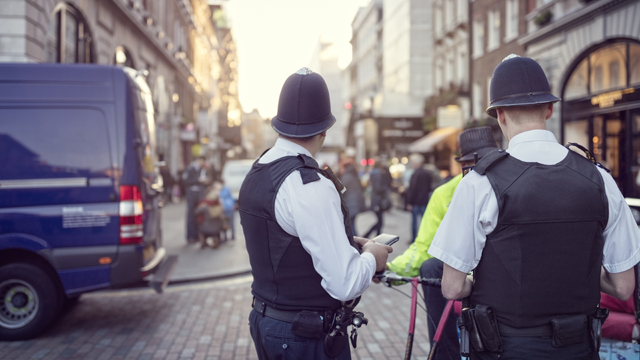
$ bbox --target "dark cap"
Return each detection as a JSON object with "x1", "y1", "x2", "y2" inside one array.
[
  {"x1": 271, "y1": 67, "x2": 336, "y2": 138},
  {"x1": 456, "y1": 126, "x2": 499, "y2": 162},
  {"x1": 486, "y1": 55, "x2": 561, "y2": 119}
]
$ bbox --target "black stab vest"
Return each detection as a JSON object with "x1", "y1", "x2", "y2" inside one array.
[
  {"x1": 471, "y1": 149, "x2": 608, "y2": 328},
  {"x1": 239, "y1": 153, "x2": 357, "y2": 311}
]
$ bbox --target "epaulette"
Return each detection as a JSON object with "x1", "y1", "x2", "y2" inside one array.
[
  {"x1": 472, "y1": 149, "x2": 509, "y2": 175},
  {"x1": 565, "y1": 142, "x2": 611, "y2": 173},
  {"x1": 297, "y1": 154, "x2": 321, "y2": 184}
]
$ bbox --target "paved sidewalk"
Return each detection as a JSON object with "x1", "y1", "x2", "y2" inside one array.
[
  {"x1": 163, "y1": 201, "x2": 251, "y2": 283},
  {"x1": 162, "y1": 200, "x2": 415, "y2": 283}
]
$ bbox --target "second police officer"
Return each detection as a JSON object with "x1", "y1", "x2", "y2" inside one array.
[
  {"x1": 240, "y1": 68, "x2": 393, "y2": 360},
  {"x1": 429, "y1": 55, "x2": 640, "y2": 359}
]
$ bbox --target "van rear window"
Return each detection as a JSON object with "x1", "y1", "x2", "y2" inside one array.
[{"x1": 0, "y1": 108, "x2": 111, "y2": 180}]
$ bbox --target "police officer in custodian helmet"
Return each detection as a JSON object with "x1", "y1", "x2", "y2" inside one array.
[
  {"x1": 239, "y1": 68, "x2": 392, "y2": 360},
  {"x1": 428, "y1": 55, "x2": 640, "y2": 360}
]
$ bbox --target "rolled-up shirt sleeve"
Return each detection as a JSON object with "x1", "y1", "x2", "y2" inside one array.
[
  {"x1": 428, "y1": 172, "x2": 496, "y2": 273},
  {"x1": 275, "y1": 171, "x2": 376, "y2": 302},
  {"x1": 600, "y1": 168, "x2": 640, "y2": 273}
]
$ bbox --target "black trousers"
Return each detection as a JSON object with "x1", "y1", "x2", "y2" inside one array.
[
  {"x1": 249, "y1": 309, "x2": 351, "y2": 360},
  {"x1": 471, "y1": 336, "x2": 597, "y2": 360},
  {"x1": 364, "y1": 209, "x2": 383, "y2": 237},
  {"x1": 420, "y1": 257, "x2": 460, "y2": 360}
]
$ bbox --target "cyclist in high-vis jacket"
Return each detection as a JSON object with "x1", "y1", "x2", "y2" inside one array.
[
  {"x1": 429, "y1": 55, "x2": 640, "y2": 360},
  {"x1": 387, "y1": 126, "x2": 499, "y2": 360}
]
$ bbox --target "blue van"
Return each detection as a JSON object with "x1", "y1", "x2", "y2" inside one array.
[{"x1": 0, "y1": 64, "x2": 176, "y2": 340}]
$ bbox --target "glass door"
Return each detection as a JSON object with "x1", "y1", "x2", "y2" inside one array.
[{"x1": 593, "y1": 113, "x2": 625, "y2": 190}]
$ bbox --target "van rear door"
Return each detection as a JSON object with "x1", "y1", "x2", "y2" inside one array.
[
  {"x1": 0, "y1": 107, "x2": 118, "y2": 293},
  {"x1": 124, "y1": 70, "x2": 163, "y2": 272}
]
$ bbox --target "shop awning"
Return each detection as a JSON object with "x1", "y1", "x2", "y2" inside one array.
[{"x1": 407, "y1": 127, "x2": 459, "y2": 153}]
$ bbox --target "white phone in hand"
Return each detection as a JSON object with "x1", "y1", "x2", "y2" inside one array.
[{"x1": 373, "y1": 233, "x2": 400, "y2": 246}]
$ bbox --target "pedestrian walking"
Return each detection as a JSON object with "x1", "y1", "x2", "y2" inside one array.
[
  {"x1": 405, "y1": 153, "x2": 433, "y2": 242},
  {"x1": 384, "y1": 126, "x2": 499, "y2": 360},
  {"x1": 182, "y1": 156, "x2": 207, "y2": 243},
  {"x1": 363, "y1": 162, "x2": 392, "y2": 238},
  {"x1": 340, "y1": 161, "x2": 366, "y2": 236},
  {"x1": 239, "y1": 67, "x2": 392, "y2": 360},
  {"x1": 430, "y1": 55, "x2": 640, "y2": 360}
]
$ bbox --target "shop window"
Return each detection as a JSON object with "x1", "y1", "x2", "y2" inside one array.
[
  {"x1": 564, "y1": 40, "x2": 640, "y2": 99},
  {"x1": 565, "y1": 59, "x2": 588, "y2": 100},
  {"x1": 630, "y1": 43, "x2": 640, "y2": 86},
  {"x1": 44, "y1": 3, "x2": 93, "y2": 63},
  {"x1": 564, "y1": 119, "x2": 589, "y2": 148},
  {"x1": 589, "y1": 43, "x2": 626, "y2": 93},
  {"x1": 609, "y1": 61, "x2": 621, "y2": 88}
]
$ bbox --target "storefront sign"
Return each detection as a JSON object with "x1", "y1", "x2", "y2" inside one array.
[
  {"x1": 377, "y1": 117, "x2": 424, "y2": 154},
  {"x1": 591, "y1": 88, "x2": 635, "y2": 108}
]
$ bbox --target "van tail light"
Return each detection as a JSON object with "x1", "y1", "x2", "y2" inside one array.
[{"x1": 119, "y1": 185, "x2": 143, "y2": 244}]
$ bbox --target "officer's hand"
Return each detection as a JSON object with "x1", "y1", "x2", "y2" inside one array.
[
  {"x1": 353, "y1": 236, "x2": 370, "y2": 250},
  {"x1": 361, "y1": 241, "x2": 393, "y2": 272},
  {"x1": 372, "y1": 264, "x2": 389, "y2": 284}
]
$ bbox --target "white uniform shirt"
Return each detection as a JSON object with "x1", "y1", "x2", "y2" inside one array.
[
  {"x1": 259, "y1": 138, "x2": 376, "y2": 301},
  {"x1": 428, "y1": 129, "x2": 640, "y2": 274}
]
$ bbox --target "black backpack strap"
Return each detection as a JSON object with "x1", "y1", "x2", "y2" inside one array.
[
  {"x1": 472, "y1": 149, "x2": 509, "y2": 175},
  {"x1": 565, "y1": 142, "x2": 611, "y2": 173}
]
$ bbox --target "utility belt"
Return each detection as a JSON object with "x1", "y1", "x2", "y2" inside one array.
[
  {"x1": 252, "y1": 297, "x2": 336, "y2": 331},
  {"x1": 457, "y1": 303, "x2": 609, "y2": 357},
  {"x1": 252, "y1": 297, "x2": 368, "y2": 357}
]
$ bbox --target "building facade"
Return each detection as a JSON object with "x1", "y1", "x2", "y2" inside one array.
[
  {"x1": 348, "y1": 0, "x2": 384, "y2": 163},
  {"x1": 409, "y1": 0, "x2": 469, "y2": 173},
  {"x1": 309, "y1": 38, "x2": 348, "y2": 167},
  {"x1": 520, "y1": 0, "x2": 640, "y2": 212},
  {"x1": 376, "y1": 0, "x2": 431, "y2": 158},
  {"x1": 469, "y1": 0, "x2": 526, "y2": 126},
  {"x1": 0, "y1": 0, "x2": 235, "y2": 178}
]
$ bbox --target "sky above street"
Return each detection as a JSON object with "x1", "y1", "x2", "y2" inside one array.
[{"x1": 224, "y1": 0, "x2": 370, "y2": 119}]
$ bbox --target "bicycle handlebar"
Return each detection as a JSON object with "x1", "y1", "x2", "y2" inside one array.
[{"x1": 374, "y1": 271, "x2": 441, "y2": 288}]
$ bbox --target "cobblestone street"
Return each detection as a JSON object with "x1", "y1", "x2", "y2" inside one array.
[
  {"x1": 0, "y1": 274, "x2": 433, "y2": 360},
  {"x1": 0, "y1": 203, "x2": 435, "y2": 359}
]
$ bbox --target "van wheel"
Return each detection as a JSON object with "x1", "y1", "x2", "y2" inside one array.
[{"x1": 0, "y1": 263, "x2": 62, "y2": 340}]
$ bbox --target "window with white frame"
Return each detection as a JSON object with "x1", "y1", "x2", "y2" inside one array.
[
  {"x1": 505, "y1": 0, "x2": 518, "y2": 42},
  {"x1": 435, "y1": 1, "x2": 443, "y2": 36},
  {"x1": 472, "y1": 19, "x2": 484, "y2": 58},
  {"x1": 457, "y1": 0, "x2": 467, "y2": 24},
  {"x1": 487, "y1": 10, "x2": 500, "y2": 52},
  {"x1": 436, "y1": 59, "x2": 444, "y2": 89},
  {"x1": 473, "y1": 82, "x2": 482, "y2": 120},
  {"x1": 446, "y1": 0, "x2": 454, "y2": 29},
  {"x1": 487, "y1": 76, "x2": 493, "y2": 110},
  {"x1": 457, "y1": 49, "x2": 467, "y2": 85},
  {"x1": 446, "y1": 56, "x2": 454, "y2": 85}
]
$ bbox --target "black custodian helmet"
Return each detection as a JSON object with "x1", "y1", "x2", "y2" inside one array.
[
  {"x1": 486, "y1": 55, "x2": 561, "y2": 119},
  {"x1": 270, "y1": 67, "x2": 336, "y2": 138}
]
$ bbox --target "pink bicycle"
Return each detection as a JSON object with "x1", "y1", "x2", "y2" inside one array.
[{"x1": 375, "y1": 271, "x2": 457, "y2": 360}]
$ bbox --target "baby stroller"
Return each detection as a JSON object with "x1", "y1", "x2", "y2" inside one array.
[{"x1": 195, "y1": 186, "x2": 229, "y2": 248}]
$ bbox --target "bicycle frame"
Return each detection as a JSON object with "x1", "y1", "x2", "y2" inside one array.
[{"x1": 377, "y1": 272, "x2": 454, "y2": 360}]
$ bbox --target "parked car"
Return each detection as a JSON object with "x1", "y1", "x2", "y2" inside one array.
[
  {"x1": 0, "y1": 64, "x2": 177, "y2": 340},
  {"x1": 221, "y1": 159, "x2": 255, "y2": 200}
]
